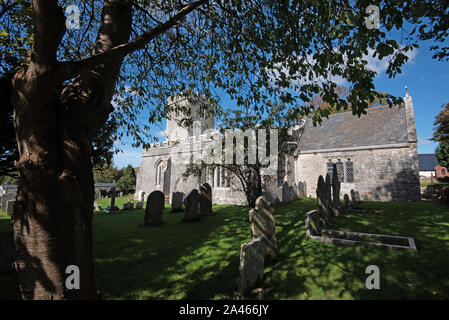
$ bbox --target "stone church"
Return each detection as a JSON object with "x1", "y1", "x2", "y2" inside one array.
[{"x1": 134, "y1": 91, "x2": 421, "y2": 205}]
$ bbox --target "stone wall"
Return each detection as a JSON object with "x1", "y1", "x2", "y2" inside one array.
[{"x1": 297, "y1": 143, "x2": 421, "y2": 201}]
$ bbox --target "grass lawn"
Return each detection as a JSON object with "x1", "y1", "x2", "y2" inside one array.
[{"x1": 1, "y1": 198, "x2": 448, "y2": 299}]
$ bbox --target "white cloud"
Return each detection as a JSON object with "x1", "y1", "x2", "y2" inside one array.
[
  {"x1": 364, "y1": 47, "x2": 418, "y2": 76},
  {"x1": 113, "y1": 149, "x2": 142, "y2": 169}
]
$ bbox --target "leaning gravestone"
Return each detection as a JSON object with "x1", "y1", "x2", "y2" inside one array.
[
  {"x1": 135, "y1": 201, "x2": 144, "y2": 210},
  {"x1": 171, "y1": 192, "x2": 184, "y2": 213},
  {"x1": 331, "y1": 164, "x2": 341, "y2": 216},
  {"x1": 182, "y1": 189, "x2": 201, "y2": 222},
  {"x1": 238, "y1": 236, "x2": 266, "y2": 296},
  {"x1": 249, "y1": 196, "x2": 278, "y2": 260},
  {"x1": 104, "y1": 187, "x2": 120, "y2": 214},
  {"x1": 199, "y1": 183, "x2": 213, "y2": 216},
  {"x1": 316, "y1": 176, "x2": 330, "y2": 223},
  {"x1": 305, "y1": 210, "x2": 322, "y2": 237},
  {"x1": 144, "y1": 191, "x2": 165, "y2": 226},
  {"x1": 0, "y1": 232, "x2": 14, "y2": 274}
]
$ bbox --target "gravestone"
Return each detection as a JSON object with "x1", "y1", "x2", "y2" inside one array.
[
  {"x1": 344, "y1": 194, "x2": 350, "y2": 209},
  {"x1": 144, "y1": 191, "x2": 165, "y2": 226},
  {"x1": 350, "y1": 189, "x2": 356, "y2": 202},
  {"x1": 6, "y1": 200, "x2": 15, "y2": 216},
  {"x1": 316, "y1": 176, "x2": 329, "y2": 223},
  {"x1": 123, "y1": 202, "x2": 134, "y2": 210},
  {"x1": 171, "y1": 192, "x2": 184, "y2": 213},
  {"x1": 94, "y1": 190, "x2": 101, "y2": 201},
  {"x1": 249, "y1": 196, "x2": 278, "y2": 260},
  {"x1": 1, "y1": 193, "x2": 15, "y2": 213},
  {"x1": 135, "y1": 201, "x2": 144, "y2": 210},
  {"x1": 0, "y1": 232, "x2": 15, "y2": 274},
  {"x1": 238, "y1": 236, "x2": 266, "y2": 296},
  {"x1": 297, "y1": 181, "x2": 307, "y2": 198},
  {"x1": 325, "y1": 173, "x2": 332, "y2": 211},
  {"x1": 355, "y1": 191, "x2": 361, "y2": 201},
  {"x1": 104, "y1": 187, "x2": 120, "y2": 214},
  {"x1": 182, "y1": 189, "x2": 201, "y2": 222},
  {"x1": 199, "y1": 183, "x2": 213, "y2": 216},
  {"x1": 305, "y1": 210, "x2": 322, "y2": 237},
  {"x1": 331, "y1": 164, "x2": 342, "y2": 216}
]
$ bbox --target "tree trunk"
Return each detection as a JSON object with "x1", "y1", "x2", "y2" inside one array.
[
  {"x1": 10, "y1": 0, "x2": 133, "y2": 299},
  {"x1": 11, "y1": 82, "x2": 98, "y2": 299}
]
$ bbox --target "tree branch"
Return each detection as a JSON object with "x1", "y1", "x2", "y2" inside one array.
[{"x1": 56, "y1": 0, "x2": 208, "y2": 81}]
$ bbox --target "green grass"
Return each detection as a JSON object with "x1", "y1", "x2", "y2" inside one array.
[{"x1": 1, "y1": 199, "x2": 449, "y2": 299}]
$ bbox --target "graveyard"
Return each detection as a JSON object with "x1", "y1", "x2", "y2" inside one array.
[{"x1": 1, "y1": 194, "x2": 449, "y2": 300}]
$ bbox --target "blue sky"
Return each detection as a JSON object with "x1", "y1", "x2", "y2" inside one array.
[{"x1": 113, "y1": 40, "x2": 448, "y2": 169}]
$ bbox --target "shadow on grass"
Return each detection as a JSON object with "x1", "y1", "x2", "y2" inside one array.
[{"x1": 2, "y1": 198, "x2": 449, "y2": 300}]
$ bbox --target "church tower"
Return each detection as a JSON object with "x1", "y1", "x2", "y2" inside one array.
[{"x1": 165, "y1": 94, "x2": 215, "y2": 142}]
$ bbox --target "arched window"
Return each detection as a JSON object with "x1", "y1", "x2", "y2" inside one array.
[
  {"x1": 155, "y1": 161, "x2": 164, "y2": 186},
  {"x1": 213, "y1": 167, "x2": 231, "y2": 188},
  {"x1": 346, "y1": 159, "x2": 354, "y2": 182},
  {"x1": 336, "y1": 159, "x2": 344, "y2": 182}
]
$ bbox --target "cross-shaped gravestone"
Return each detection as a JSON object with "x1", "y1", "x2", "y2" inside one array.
[{"x1": 104, "y1": 187, "x2": 120, "y2": 214}]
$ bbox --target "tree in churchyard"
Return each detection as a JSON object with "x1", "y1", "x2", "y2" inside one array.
[
  {"x1": 93, "y1": 164, "x2": 121, "y2": 184},
  {"x1": 184, "y1": 104, "x2": 299, "y2": 207},
  {"x1": 1, "y1": 0, "x2": 447, "y2": 299},
  {"x1": 433, "y1": 103, "x2": 449, "y2": 168},
  {"x1": 117, "y1": 165, "x2": 136, "y2": 195}
]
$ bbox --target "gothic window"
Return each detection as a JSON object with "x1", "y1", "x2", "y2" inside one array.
[
  {"x1": 327, "y1": 160, "x2": 334, "y2": 180},
  {"x1": 213, "y1": 167, "x2": 230, "y2": 188},
  {"x1": 155, "y1": 161, "x2": 164, "y2": 186},
  {"x1": 346, "y1": 159, "x2": 354, "y2": 182},
  {"x1": 336, "y1": 159, "x2": 344, "y2": 182}
]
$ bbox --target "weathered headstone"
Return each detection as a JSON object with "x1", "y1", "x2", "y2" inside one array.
[
  {"x1": 331, "y1": 164, "x2": 342, "y2": 216},
  {"x1": 355, "y1": 191, "x2": 361, "y2": 201},
  {"x1": 104, "y1": 187, "x2": 120, "y2": 214},
  {"x1": 123, "y1": 202, "x2": 134, "y2": 210},
  {"x1": 350, "y1": 189, "x2": 356, "y2": 202},
  {"x1": 325, "y1": 173, "x2": 332, "y2": 210},
  {"x1": 171, "y1": 192, "x2": 184, "y2": 213},
  {"x1": 6, "y1": 200, "x2": 15, "y2": 216},
  {"x1": 249, "y1": 196, "x2": 278, "y2": 260},
  {"x1": 94, "y1": 189, "x2": 101, "y2": 201},
  {"x1": 135, "y1": 201, "x2": 144, "y2": 210},
  {"x1": 238, "y1": 236, "x2": 266, "y2": 296},
  {"x1": 305, "y1": 210, "x2": 322, "y2": 237},
  {"x1": 182, "y1": 189, "x2": 201, "y2": 222},
  {"x1": 199, "y1": 183, "x2": 213, "y2": 216},
  {"x1": 0, "y1": 232, "x2": 15, "y2": 274},
  {"x1": 144, "y1": 191, "x2": 165, "y2": 226},
  {"x1": 316, "y1": 176, "x2": 330, "y2": 223}
]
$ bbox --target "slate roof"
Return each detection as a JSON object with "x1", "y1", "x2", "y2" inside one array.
[
  {"x1": 298, "y1": 105, "x2": 409, "y2": 152},
  {"x1": 418, "y1": 154, "x2": 439, "y2": 171}
]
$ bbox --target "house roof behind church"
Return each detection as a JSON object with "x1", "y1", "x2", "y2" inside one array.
[
  {"x1": 298, "y1": 105, "x2": 408, "y2": 152},
  {"x1": 418, "y1": 154, "x2": 439, "y2": 171}
]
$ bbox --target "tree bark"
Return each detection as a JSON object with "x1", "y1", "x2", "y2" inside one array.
[{"x1": 11, "y1": 0, "x2": 132, "y2": 299}]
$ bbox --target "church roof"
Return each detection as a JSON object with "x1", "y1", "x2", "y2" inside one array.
[
  {"x1": 298, "y1": 105, "x2": 409, "y2": 152},
  {"x1": 418, "y1": 154, "x2": 439, "y2": 171}
]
